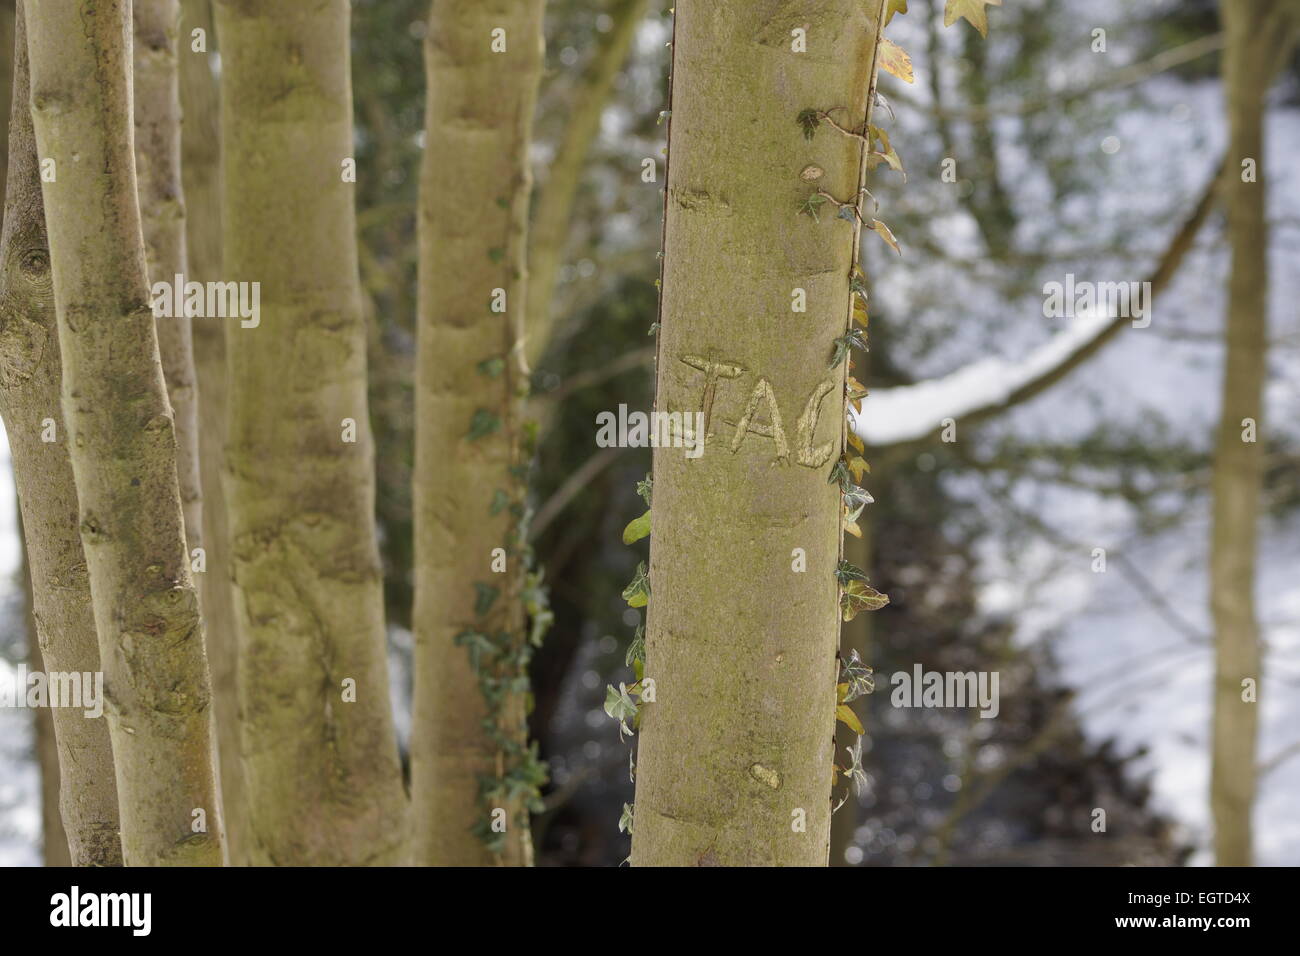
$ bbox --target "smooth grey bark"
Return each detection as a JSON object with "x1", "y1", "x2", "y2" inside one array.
[
  {"x1": 630, "y1": 0, "x2": 887, "y2": 866},
  {"x1": 0, "y1": 4, "x2": 122, "y2": 866},
  {"x1": 214, "y1": 0, "x2": 406, "y2": 865},
  {"x1": 22, "y1": 0, "x2": 222, "y2": 866},
  {"x1": 179, "y1": 0, "x2": 246, "y2": 866},
  {"x1": 410, "y1": 0, "x2": 547, "y2": 869},
  {"x1": 1208, "y1": 0, "x2": 1300, "y2": 868}
]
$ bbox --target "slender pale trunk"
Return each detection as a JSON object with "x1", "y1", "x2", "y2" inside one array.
[
  {"x1": 22, "y1": 0, "x2": 222, "y2": 866},
  {"x1": 631, "y1": 0, "x2": 887, "y2": 866},
  {"x1": 21, "y1": 522, "x2": 73, "y2": 867},
  {"x1": 1209, "y1": 0, "x2": 1300, "y2": 868},
  {"x1": 525, "y1": 0, "x2": 646, "y2": 367},
  {"x1": 134, "y1": 0, "x2": 201, "y2": 552},
  {"x1": 179, "y1": 0, "x2": 245, "y2": 865},
  {"x1": 410, "y1": 0, "x2": 546, "y2": 868},
  {"x1": 0, "y1": 6, "x2": 121, "y2": 867},
  {"x1": 215, "y1": 0, "x2": 406, "y2": 865}
]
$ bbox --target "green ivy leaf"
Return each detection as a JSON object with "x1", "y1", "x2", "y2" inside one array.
[
  {"x1": 840, "y1": 579, "x2": 890, "y2": 621},
  {"x1": 622, "y1": 509, "x2": 652, "y2": 545},
  {"x1": 799, "y1": 192, "x2": 829, "y2": 223},
  {"x1": 796, "y1": 107, "x2": 821, "y2": 140},
  {"x1": 839, "y1": 648, "x2": 875, "y2": 702},
  {"x1": 625, "y1": 623, "x2": 646, "y2": 670},
  {"x1": 477, "y1": 357, "x2": 505, "y2": 378},
  {"x1": 468, "y1": 409, "x2": 501, "y2": 440},
  {"x1": 622, "y1": 561, "x2": 650, "y2": 608},
  {"x1": 474, "y1": 582, "x2": 500, "y2": 617},
  {"x1": 605, "y1": 683, "x2": 639, "y2": 739}
]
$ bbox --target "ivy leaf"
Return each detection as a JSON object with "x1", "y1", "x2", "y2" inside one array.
[
  {"x1": 844, "y1": 735, "x2": 869, "y2": 796},
  {"x1": 867, "y1": 125, "x2": 906, "y2": 180},
  {"x1": 850, "y1": 266, "x2": 869, "y2": 301},
  {"x1": 868, "y1": 218, "x2": 902, "y2": 255},
  {"x1": 828, "y1": 458, "x2": 849, "y2": 490},
  {"x1": 834, "y1": 559, "x2": 868, "y2": 587},
  {"x1": 843, "y1": 483, "x2": 874, "y2": 522},
  {"x1": 796, "y1": 107, "x2": 821, "y2": 140},
  {"x1": 636, "y1": 474, "x2": 653, "y2": 507},
  {"x1": 877, "y1": 37, "x2": 914, "y2": 84},
  {"x1": 836, "y1": 703, "x2": 865, "y2": 735},
  {"x1": 468, "y1": 408, "x2": 501, "y2": 440},
  {"x1": 799, "y1": 192, "x2": 829, "y2": 222},
  {"x1": 489, "y1": 489, "x2": 510, "y2": 516},
  {"x1": 619, "y1": 802, "x2": 635, "y2": 834},
  {"x1": 841, "y1": 579, "x2": 890, "y2": 621},
  {"x1": 839, "y1": 648, "x2": 875, "y2": 702},
  {"x1": 829, "y1": 328, "x2": 869, "y2": 369},
  {"x1": 852, "y1": 295, "x2": 870, "y2": 328},
  {"x1": 844, "y1": 518, "x2": 863, "y2": 538},
  {"x1": 884, "y1": 0, "x2": 908, "y2": 26},
  {"x1": 622, "y1": 509, "x2": 652, "y2": 545},
  {"x1": 622, "y1": 561, "x2": 650, "y2": 608},
  {"x1": 847, "y1": 376, "x2": 868, "y2": 414},
  {"x1": 474, "y1": 582, "x2": 500, "y2": 617},
  {"x1": 477, "y1": 356, "x2": 505, "y2": 378},
  {"x1": 847, "y1": 429, "x2": 866, "y2": 454},
  {"x1": 944, "y1": 0, "x2": 1001, "y2": 37},
  {"x1": 625, "y1": 623, "x2": 646, "y2": 670},
  {"x1": 605, "y1": 683, "x2": 639, "y2": 739},
  {"x1": 847, "y1": 455, "x2": 870, "y2": 483}
]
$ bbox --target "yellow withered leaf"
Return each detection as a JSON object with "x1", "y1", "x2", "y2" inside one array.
[
  {"x1": 869, "y1": 218, "x2": 902, "y2": 255},
  {"x1": 852, "y1": 296, "x2": 869, "y2": 328},
  {"x1": 943, "y1": 0, "x2": 1001, "y2": 37},
  {"x1": 836, "y1": 704, "x2": 865, "y2": 735},
  {"x1": 884, "y1": 0, "x2": 909, "y2": 27},
  {"x1": 878, "y1": 37, "x2": 914, "y2": 84}
]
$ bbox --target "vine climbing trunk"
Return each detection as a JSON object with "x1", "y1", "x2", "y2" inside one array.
[
  {"x1": 180, "y1": 0, "x2": 246, "y2": 865},
  {"x1": 1208, "y1": 0, "x2": 1300, "y2": 868},
  {"x1": 134, "y1": 0, "x2": 202, "y2": 556},
  {"x1": 410, "y1": 0, "x2": 547, "y2": 868},
  {"x1": 630, "y1": 0, "x2": 888, "y2": 866},
  {"x1": 0, "y1": 0, "x2": 107, "y2": 871},
  {"x1": 22, "y1": 0, "x2": 222, "y2": 866},
  {"x1": 214, "y1": 0, "x2": 406, "y2": 865}
]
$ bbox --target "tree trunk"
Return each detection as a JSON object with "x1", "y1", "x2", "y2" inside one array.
[
  {"x1": 134, "y1": 0, "x2": 202, "y2": 553},
  {"x1": 21, "y1": 0, "x2": 222, "y2": 866},
  {"x1": 525, "y1": 0, "x2": 647, "y2": 368},
  {"x1": 180, "y1": 0, "x2": 246, "y2": 865},
  {"x1": 1208, "y1": 0, "x2": 1300, "y2": 868},
  {"x1": 214, "y1": 0, "x2": 406, "y2": 865},
  {"x1": 630, "y1": 0, "x2": 887, "y2": 866},
  {"x1": 20, "y1": 520, "x2": 73, "y2": 867},
  {"x1": 409, "y1": 0, "x2": 546, "y2": 868},
  {"x1": 0, "y1": 4, "x2": 122, "y2": 867}
]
